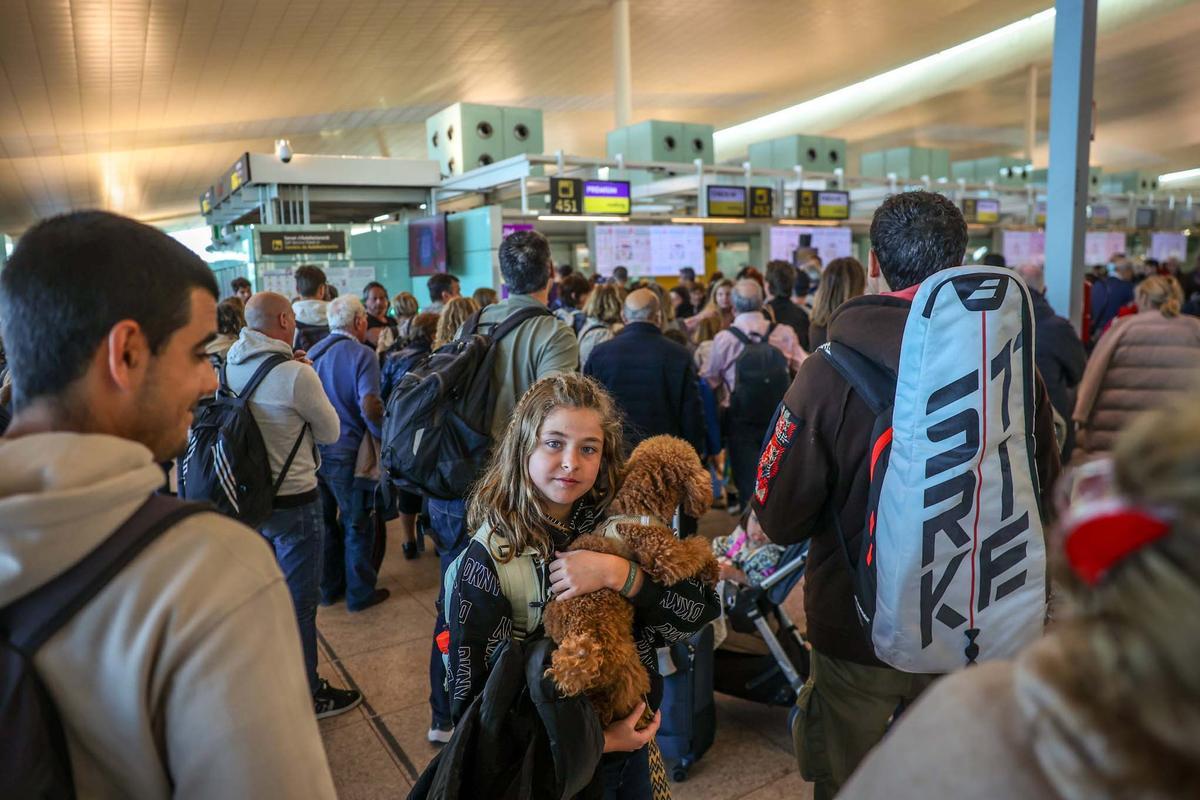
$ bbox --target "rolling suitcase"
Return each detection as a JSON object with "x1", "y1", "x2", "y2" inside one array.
[{"x1": 656, "y1": 624, "x2": 716, "y2": 782}]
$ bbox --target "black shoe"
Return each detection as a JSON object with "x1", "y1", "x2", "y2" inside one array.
[
  {"x1": 348, "y1": 588, "x2": 390, "y2": 612},
  {"x1": 314, "y1": 678, "x2": 362, "y2": 720},
  {"x1": 319, "y1": 593, "x2": 344, "y2": 608},
  {"x1": 402, "y1": 541, "x2": 419, "y2": 560}
]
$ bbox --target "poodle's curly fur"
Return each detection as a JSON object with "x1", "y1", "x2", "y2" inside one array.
[{"x1": 543, "y1": 435, "x2": 718, "y2": 726}]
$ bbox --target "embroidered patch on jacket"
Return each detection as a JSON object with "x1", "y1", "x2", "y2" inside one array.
[{"x1": 755, "y1": 407, "x2": 798, "y2": 505}]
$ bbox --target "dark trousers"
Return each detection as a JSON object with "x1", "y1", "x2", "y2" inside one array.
[
  {"x1": 600, "y1": 747, "x2": 652, "y2": 799},
  {"x1": 427, "y1": 496, "x2": 470, "y2": 726},
  {"x1": 727, "y1": 426, "x2": 765, "y2": 506},
  {"x1": 259, "y1": 498, "x2": 324, "y2": 694},
  {"x1": 792, "y1": 648, "x2": 938, "y2": 800},
  {"x1": 318, "y1": 453, "x2": 379, "y2": 610}
]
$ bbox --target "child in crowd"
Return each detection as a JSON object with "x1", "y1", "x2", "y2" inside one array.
[
  {"x1": 445, "y1": 374, "x2": 719, "y2": 797},
  {"x1": 712, "y1": 509, "x2": 786, "y2": 586}
]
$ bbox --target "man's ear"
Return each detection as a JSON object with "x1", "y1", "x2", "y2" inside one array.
[
  {"x1": 105, "y1": 320, "x2": 149, "y2": 393},
  {"x1": 868, "y1": 249, "x2": 881, "y2": 279}
]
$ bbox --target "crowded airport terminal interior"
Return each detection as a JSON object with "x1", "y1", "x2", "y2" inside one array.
[{"x1": 3, "y1": 1, "x2": 1200, "y2": 798}]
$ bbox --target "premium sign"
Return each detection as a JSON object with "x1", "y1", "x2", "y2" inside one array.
[
  {"x1": 199, "y1": 186, "x2": 214, "y2": 215},
  {"x1": 796, "y1": 190, "x2": 850, "y2": 220},
  {"x1": 748, "y1": 187, "x2": 774, "y2": 218},
  {"x1": 259, "y1": 230, "x2": 347, "y2": 256},
  {"x1": 961, "y1": 198, "x2": 1000, "y2": 224},
  {"x1": 707, "y1": 186, "x2": 747, "y2": 217},
  {"x1": 582, "y1": 180, "x2": 631, "y2": 215}
]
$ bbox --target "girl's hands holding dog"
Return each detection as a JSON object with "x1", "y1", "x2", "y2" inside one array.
[
  {"x1": 550, "y1": 551, "x2": 642, "y2": 600},
  {"x1": 603, "y1": 702, "x2": 661, "y2": 753}
]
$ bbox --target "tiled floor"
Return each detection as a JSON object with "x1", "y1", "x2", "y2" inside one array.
[{"x1": 316, "y1": 511, "x2": 814, "y2": 800}]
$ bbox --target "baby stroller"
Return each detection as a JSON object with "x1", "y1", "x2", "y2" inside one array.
[{"x1": 713, "y1": 542, "x2": 810, "y2": 706}]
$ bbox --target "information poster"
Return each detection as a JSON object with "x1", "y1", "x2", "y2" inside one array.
[
  {"x1": 1085, "y1": 232, "x2": 1127, "y2": 266},
  {"x1": 594, "y1": 225, "x2": 704, "y2": 276},
  {"x1": 1000, "y1": 230, "x2": 1045, "y2": 266},
  {"x1": 260, "y1": 268, "x2": 296, "y2": 297},
  {"x1": 707, "y1": 186, "x2": 747, "y2": 217},
  {"x1": 1150, "y1": 232, "x2": 1188, "y2": 262},
  {"x1": 768, "y1": 226, "x2": 853, "y2": 265},
  {"x1": 326, "y1": 266, "x2": 377, "y2": 298}
]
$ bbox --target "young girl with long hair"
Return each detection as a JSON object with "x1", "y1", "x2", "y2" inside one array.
[{"x1": 445, "y1": 374, "x2": 719, "y2": 797}]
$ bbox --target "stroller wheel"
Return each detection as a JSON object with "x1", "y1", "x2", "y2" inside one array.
[{"x1": 672, "y1": 766, "x2": 689, "y2": 783}]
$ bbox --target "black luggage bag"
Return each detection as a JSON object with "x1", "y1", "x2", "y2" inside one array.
[{"x1": 655, "y1": 624, "x2": 716, "y2": 782}]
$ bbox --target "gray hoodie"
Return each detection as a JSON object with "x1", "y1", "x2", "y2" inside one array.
[
  {"x1": 224, "y1": 328, "x2": 340, "y2": 497},
  {"x1": 292, "y1": 298, "x2": 329, "y2": 327},
  {"x1": 0, "y1": 432, "x2": 336, "y2": 799}
]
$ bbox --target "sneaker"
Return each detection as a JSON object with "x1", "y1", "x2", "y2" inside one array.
[
  {"x1": 314, "y1": 678, "x2": 362, "y2": 720},
  {"x1": 347, "y1": 588, "x2": 390, "y2": 613},
  {"x1": 427, "y1": 722, "x2": 453, "y2": 744}
]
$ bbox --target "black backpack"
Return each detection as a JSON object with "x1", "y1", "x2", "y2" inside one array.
[
  {"x1": 381, "y1": 306, "x2": 550, "y2": 500},
  {"x1": 0, "y1": 495, "x2": 208, "y2": 799},
  {"x1": 179, "y1": 354, "x2": 307, "y2": 527},
  {"x1": 728, "y1": 325, "x2": 791, "y2": 431}
]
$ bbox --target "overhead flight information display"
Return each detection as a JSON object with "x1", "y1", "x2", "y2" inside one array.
[{"x1": 594, "y1": 225, "x2": 705, "y2": 276}]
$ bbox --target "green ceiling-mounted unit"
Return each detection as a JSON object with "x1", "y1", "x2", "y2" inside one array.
[
  {"x1": 748, "y1": 134, "x2": 846, "y2": 174},
  {"x1": 426, "y1": 103, "x2": 544, "y2": 177},
  {"x1": 860, "y1": 147, "x2": 951, "y2": 181}
]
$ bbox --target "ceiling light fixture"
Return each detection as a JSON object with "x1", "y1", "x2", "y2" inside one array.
[
  {"x1": 671, "y1": 217, "x2": 746, "y2": 225},
  {"x1": 1159, "y1": 167, "x2": 1200, "y2": 185},
  {"x1": 537, "y1": 215, "x2": 630, "y2": 222},
  {"x1": 775, "y1": 219, "x2": 844, "y2": 227},
  {"x1": 714, "y1": 7, "x2": 1058, "y2": 159}
]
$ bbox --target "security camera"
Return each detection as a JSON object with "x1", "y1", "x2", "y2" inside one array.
[{"x1": 275, "y1": 139, "x2": 293, "y2": 164}]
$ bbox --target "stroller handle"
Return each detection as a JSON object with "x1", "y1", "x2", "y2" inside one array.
[{"x1": 758, "y1": 550, "x2": 807, "y2": 591}]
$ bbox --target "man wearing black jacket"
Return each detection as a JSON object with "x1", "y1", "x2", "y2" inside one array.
[
  {"x1": 765, "y1": 260, "x2": 811, "y2": 351},
  {"x1": 584, "y1": 289, "x2": 705, "y2": 456}
]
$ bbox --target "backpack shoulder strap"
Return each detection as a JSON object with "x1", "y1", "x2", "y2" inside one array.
[
  {"x1": 728, "y1": 327, "x2": 751, "y2": 345},
  {"x1": 470, "y1": 527, "x2": 545, "y2": 640},
  {"x1": 817, "y1": 341, "x2": 897, "y2": 415},
  {"x1": 460, "y1": 308, "x2": 485, "y2": 338},
  {"x1": 489, "y1": 306, "x2": 553, "y2": 343},
  {"x1": 0, "y1": 495, "x2": 210, "y2": 654},
  {"x1": 238, "y1": 353, "x2": 290, "y2": 399}
]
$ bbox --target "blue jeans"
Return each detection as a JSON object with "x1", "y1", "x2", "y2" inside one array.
[
  {"x1": 427, "y1": 496, "x2": 469, "y2": 726},
  {"x1": 318, "y1": 453, "x2": 379, "y2": 610},
  {"x1": 601, "y1": 748, "x2": 651, "y2": 799},
  {"x1": 259, "y1": 498, "x2": 324, "y2": 694}
]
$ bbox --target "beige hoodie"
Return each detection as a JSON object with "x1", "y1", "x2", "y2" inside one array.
[{"x1": 0, "y1": 432, "x2": 336, "y2": 799}]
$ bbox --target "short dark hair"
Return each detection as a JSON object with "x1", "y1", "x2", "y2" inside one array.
[
  {"x1": 679, "y1": 267, "x2": 696, "y2": 282},
  {"x1": 555, "y1": 264, "x2": 574, "y2": 279},
  {"x1": 981, "y1": 253, "x2": 1007, "y2": 268},
  {"x1": 612, "y1": 266, "x2": 629, "y2": 283},
  {"x1": 559, "y1": 273, "x2": 591, "y2": 310},
  {"x1": 0, "y1": 211, "x2": 218, "y2": 407},
  {"x1": 869, "y1": 191, "x2": 967, "y2": 290},
  {"x1": 498, "y1": 230, "x2": 552, "y2": 294},
  {"x1": 217, "y1": 297, "x2": 246, "y2": 336},
  {"x1": 427, "y1": 272, "x2": 459, "y2": 304},
  {"x1": 231, "y1": 276, "x2": 251, "y2": 291},
  {"x1": 793, "y1": 269, "x2": 812, "y2": 297},
  {"x1": 765, "y1": 260, "x2": 797, "y2": 298},
  {"x1": 294, "y1": 264, "x2": 326, "y2": 298},
  {"x1": 361, "y1": 281, "x2": 387, "y2": 298}
]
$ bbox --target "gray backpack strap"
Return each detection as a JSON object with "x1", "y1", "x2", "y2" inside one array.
[{"x1": 445, "y1": 526, "x2": 545, "y2": 641}]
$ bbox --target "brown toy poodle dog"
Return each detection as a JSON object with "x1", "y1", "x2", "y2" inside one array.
[{"x1": 543, "y1": 435, "x2": 719, "y2": 726}]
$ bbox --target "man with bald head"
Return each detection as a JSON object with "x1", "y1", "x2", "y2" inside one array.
[
  {"x1": 585, "y1": 287, "x2": 705, "y2": 457},
  {"x1": 225, "y1": 291, "x2": 361, "y2": 719},
  {"x1": 1016, "y1": 263, "x2": 1087, "y2": 459}
]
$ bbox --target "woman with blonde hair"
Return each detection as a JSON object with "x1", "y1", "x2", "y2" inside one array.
[
  {"x1": 1073, "y1": 274, "x2": 1200, "y2": 457},
  {"x1": 433, "y1": 295, "x2": 481, "y2": 349},
  {"x1": 390, "y1": 291, "x2": 420, "y2": 342},
  {"x1": 578, "y1": 283, "x2": 625, "y2": 369},
  {"x1": 808, "y1": 256, "x2": 866, "y2": 350},
  {"x1": 841, "y1": 396, "x2": 1200, "y2": 798}
]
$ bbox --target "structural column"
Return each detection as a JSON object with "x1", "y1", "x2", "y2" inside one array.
[
  {"x1": 1025, "y1": 64, "x2": 1038, "y2": 164},
  {"x1": 1044, "y1": 0, "x2": 1097, "y2": 328},
  {"x1": 613, "y1": 0, "x2": 633, "y2": 129}
]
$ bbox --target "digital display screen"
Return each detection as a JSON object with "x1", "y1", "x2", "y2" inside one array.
[
  {"x1": 582, "y1": 180, "x2": 631, "y2": 215},
  {"x1": 408, "y1": 215, "x2": 448, "y2": 276},
  {"x1": 594, "y1": 225, "x2": 704, "y2": 276},
  {"x1": 707, "y1": 186, "x2": 747, "y2": 217}
]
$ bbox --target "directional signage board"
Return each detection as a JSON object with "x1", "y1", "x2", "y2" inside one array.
[
  {"x1": 582, "y1": 180, "x2": 631, "y2": 215},
  {"x1": 707, "y1": 186, "x2": 747, "y2": 217},
  {"x1": 961, "y1": 197, "x2": 1000, "y2": 224},
  {"x1": 796, "y1": 190, "x2": 850, "y2": 220},
  {"x1": 748, "y1": 186, "x2": 774, "y2": 218},
  {"x1": 550, "y1": 177, "x2": 582, "y2": 215}
]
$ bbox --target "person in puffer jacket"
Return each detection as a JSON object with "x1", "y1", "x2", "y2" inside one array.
[{"x1": 1074, "y1": 275, "x2": 1200, "y2": 458}]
